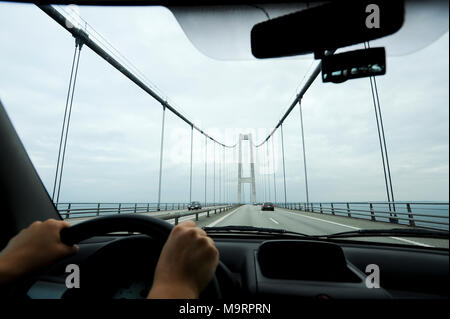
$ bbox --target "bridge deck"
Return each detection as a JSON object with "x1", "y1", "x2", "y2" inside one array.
[{"x1": 66, "y1": 204, "x2": 448, "y2": 248}]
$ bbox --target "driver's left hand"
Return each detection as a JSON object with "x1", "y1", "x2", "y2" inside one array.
[{"x1": 0, "y1": 219, "x2": 78, "y2": 284}]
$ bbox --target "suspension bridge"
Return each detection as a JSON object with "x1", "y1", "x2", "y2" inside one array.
[{"x1": 35, "y1": 5, "x2": 448, "y2": 248}]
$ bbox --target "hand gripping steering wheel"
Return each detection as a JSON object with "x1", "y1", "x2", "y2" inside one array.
[{"x1": 60, "y1": 214, "x2": 222, "y2": 299}]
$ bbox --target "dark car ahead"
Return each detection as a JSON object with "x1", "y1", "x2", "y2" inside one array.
[
  {"x1": 188, "y1": 201, "x2": 202, "y2": 210},
  {"x1": 261, "y1": 202, "x2": 274, "y2": 211}
]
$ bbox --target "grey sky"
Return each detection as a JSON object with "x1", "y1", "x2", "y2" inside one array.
[{"x1": 0, "y1": 3, "x2": 448, "y2": 204}]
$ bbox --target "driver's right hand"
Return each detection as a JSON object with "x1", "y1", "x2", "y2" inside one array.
[{"x1": 147, "y1": 220, "x2": 219, "y2": 299}]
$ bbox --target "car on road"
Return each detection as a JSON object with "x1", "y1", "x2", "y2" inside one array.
[
  {"x1": 187, "y1": 201, "x2": 202, "y2": 210},
  {"x1": 261, "y1": 202, "x2": 275, "y2": 211}
]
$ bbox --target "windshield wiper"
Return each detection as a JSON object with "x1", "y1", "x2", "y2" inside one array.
[
  {"x1": 204, "y1": 226, "x2": 449, "y2": 241},
  {"x1": 321, "y1": 228, "x2": 449, "y2": 240},
  {"x1": 203, "y1": 225, "x2": 310, "y2": 237}
]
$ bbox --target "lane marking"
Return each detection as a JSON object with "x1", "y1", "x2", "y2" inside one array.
[
  {"x1": 206, "y1": 206, "x2": 242, "y2": 227},
  {"x1": 269, "y1": 218, "x2": 279, "y2": 225},
  {"x1": 280, "y1": 210, "x2": 360, "y2": 230},
  {"x1": 390, "y1": 236, "x2": 433, "y2": 248},
  {"x1": 278, "y1": 208, "x2": 434, "y2": 247}
]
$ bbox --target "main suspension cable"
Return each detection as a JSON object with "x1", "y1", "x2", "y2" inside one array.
[{"x1": 39, "y1": 5, "x2": 237, "y2": 149}]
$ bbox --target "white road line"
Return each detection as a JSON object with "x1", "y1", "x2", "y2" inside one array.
[
  {"x1": 206, "y1": 206, "x2": 241, "y2": 227},
  {"x1": 390, "y1": 237, "x2": 433, "y2": 248},
  {"x1": 279, "y1": 209, "x2": 434, "y2": 247},
  {"x1": 269, "y1": 218, "x2": 279, "y2": 225},
  {"x1": 282, "y1": 210, "x2": 360, "y2": 230}
]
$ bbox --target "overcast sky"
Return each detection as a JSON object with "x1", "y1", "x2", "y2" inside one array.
[{"x1": 0, "y1": 2, "x2": 448, "y2": 204}]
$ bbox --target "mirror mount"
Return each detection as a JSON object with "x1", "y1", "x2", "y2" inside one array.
[{"x1": 314, "y1": 49, "x2": 336, "y2": 60}]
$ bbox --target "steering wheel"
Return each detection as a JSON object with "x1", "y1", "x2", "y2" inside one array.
[{"x1": 59, "y1": 214, "x2": 222, "y2": 299}]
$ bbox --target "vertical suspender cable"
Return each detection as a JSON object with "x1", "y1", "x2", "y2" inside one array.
[
  {"x1": 227, "y1": 147, "x2": 230, "y2": 204},
  {"x1": 222, "y1": 145, "x2": 226, "y2": 203},
  {"x1": 266, "y1": 141, "x2": 271, "y2": 201},
  {"x1": 365, "y1": 42, "x2": 396, "y2": 220},
  {"x1": 367, "y1": 42, "x2": 397, "y2": 217},
  {"x1": 55, "y1": 39, "x2": 83, "y2": 204},
  {"x1": 233, "y1": 144, "x2": 236, "y2": 204},
  {"x1": 298, "y1": 99, "x2": 310, "y2": 206},
  {"x1": 369, "y1": 73, "x2": 391, "y2": 208},
  {"x1": 262, "y1": 147, "x2": 267, "y2": 202},
  {"x1": 216, "y1": 142, "x2": 219, "y2": 205},
  {"x1": 157, "y1": 106, "x2": 166, "y2": 211},
  {"x1": 236, "y1": 144, "x2": 239, "y2": 204},
  {"x1": 374, "y1": 78, "x2": 396, "y2": 211},
  {"x1": 280, "y1": 124, "x2": 288, "y2": 207},
  {"x1": 224, "y1": 146, "x2": 226, "y2": 204},
  {"x1": 262, "y1": 143, "x2": 266, "y2": 201},
  {"x1": 271, "y1": 136, "x2": 277, "y2": 205},
  {"x1": 229, "y1": 147, "x2": 231, "y2": 203},
  {"x1": 204, "y1": 135, "x2": 207, "y2": 207},
  {"x1": 52, "y1": 41, "x2": 78, "y2": 202},
  {"x1": 230, "y1": 146, "x2": 232, "y2": 204},
  {"x1": 225, "y1": 147, "x2": 228, "y2": 204},
  {"x1": 213, "y1": 142, "x2": 216, "y2": 206},
  {"x1": 189, "y1": 125, "x2": 193, "y2": 203},
  {"x1": 219, "y1": 145, "x2": 221, "y2": 204}
]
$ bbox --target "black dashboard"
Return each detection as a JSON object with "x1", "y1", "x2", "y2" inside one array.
[{"x1": 26, "y1": 234, "x2": 449, "y2": 299}]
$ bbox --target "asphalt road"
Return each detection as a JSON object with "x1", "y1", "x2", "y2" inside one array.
[
  {"x1": 66, "y1": 204, "x2": 448, "y2": 248},
  {"x1": 195, "y1": 204, "x2": 448, "y2": 249}
]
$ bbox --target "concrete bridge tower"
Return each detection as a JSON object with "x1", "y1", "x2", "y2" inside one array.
[{"x1": 237, "y1": 133, "x2": 256, "y2": 203}]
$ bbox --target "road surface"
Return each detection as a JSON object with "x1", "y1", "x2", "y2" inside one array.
[
  {"x1": 66, "y1": 204, "x2": 448, "y2": 248},
  {"x1": 195, "y1": 204, "x2": 448, "y2": 248}
]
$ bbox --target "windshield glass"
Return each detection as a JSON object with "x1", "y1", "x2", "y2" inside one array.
[{"x1": 0, "y1": 2, "x2": 448, "y2": 248}]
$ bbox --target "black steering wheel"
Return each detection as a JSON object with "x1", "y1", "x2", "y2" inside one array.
[{"x1": 59, "y1": 214, "x2": 222, "y2": 299}]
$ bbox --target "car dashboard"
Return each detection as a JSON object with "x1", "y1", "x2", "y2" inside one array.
[{"x1": 26, "y1": 234, "x2": 449, "y2": 299}]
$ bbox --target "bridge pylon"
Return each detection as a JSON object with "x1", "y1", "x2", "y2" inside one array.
[{"x1": 237, "y1": 133, "x2": 256, "y2": 204}]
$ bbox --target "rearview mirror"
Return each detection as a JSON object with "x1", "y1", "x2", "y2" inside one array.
[
  {"x1": 251, "y1": 1, "x2": 404, "y2": 59},
  {"x1": 322, "y1": 47, "x2": 386, "y2": 83}
]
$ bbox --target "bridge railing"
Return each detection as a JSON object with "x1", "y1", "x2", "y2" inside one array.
[
  {"x1": 56, "y1": 202, "x2": 232, "y2": 219},
  {"x1": 276, "y1": 202, "x2": 449, "y2": 231},
  {"x1": 157, "y1": 205, "x2": 240, "y2": 225}
]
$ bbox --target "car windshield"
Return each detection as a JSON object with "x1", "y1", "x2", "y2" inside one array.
[{"x1": 0, "y1": 2, "x2": 448, "y2": 248}]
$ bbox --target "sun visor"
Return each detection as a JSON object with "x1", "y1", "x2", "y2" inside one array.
[{"x1": 168, "y1": 0, "x2": 448, "y2": 60}]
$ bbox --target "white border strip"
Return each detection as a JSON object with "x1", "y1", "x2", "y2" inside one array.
[{"x1": 269, "y1": 217, "x2": 279, "y2": 225}]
